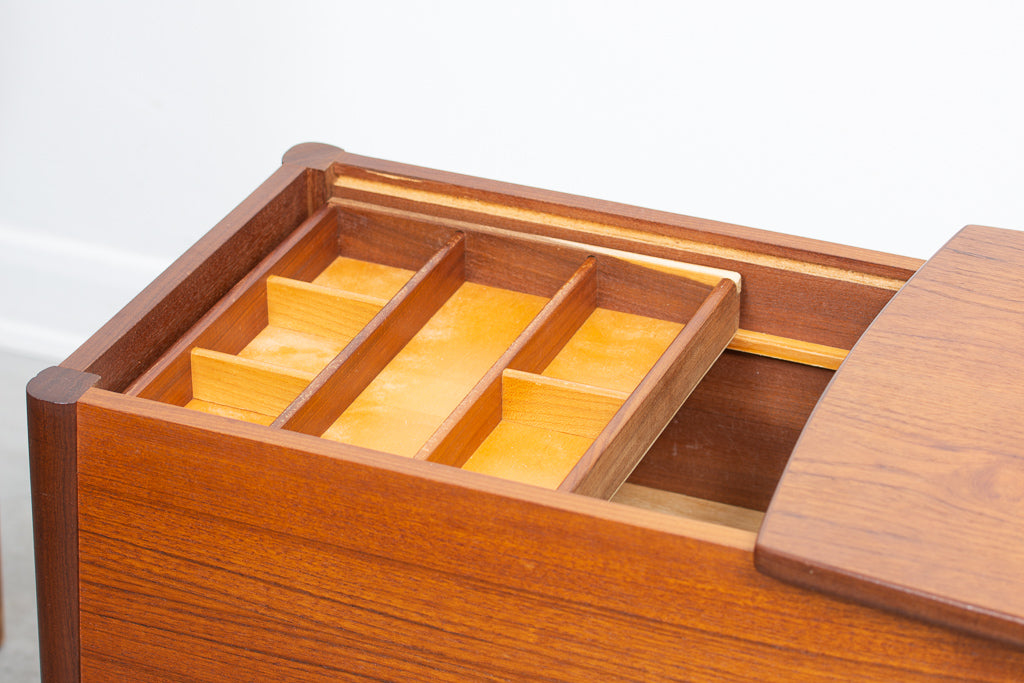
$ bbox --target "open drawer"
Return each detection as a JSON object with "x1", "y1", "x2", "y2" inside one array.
[{"x1": 26, "y1": 144, "x2": 1024, "y2": 681}]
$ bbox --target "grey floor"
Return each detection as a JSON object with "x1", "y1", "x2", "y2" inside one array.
[{"x1": 1, "y1": 351, "x2": 50, "y2": 682}]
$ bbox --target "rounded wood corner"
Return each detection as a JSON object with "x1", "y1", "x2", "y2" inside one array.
[
  {"x1": 27, "y1": 366, "x2": 101, "y2": 406},
  {"x1": 282, "y1": 142, "x2": 346, "y2": 170}
]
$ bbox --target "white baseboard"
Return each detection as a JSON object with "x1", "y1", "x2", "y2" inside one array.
[{"x1": 0, "y1": 222, "x2": 168, "y2": 363}]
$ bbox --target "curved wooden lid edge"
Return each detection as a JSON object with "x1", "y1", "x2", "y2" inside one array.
[{"x1": 756, "y1": 225, "x2": 1024, "y2": 648}]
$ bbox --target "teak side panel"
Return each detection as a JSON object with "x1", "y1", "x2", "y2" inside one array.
[
  {"x1": 757, "y1": 225, "x2": 1024, "y2": 648},
  {"x1": 631, "y1": 351, "x2": 835, "y2": 511},
  {"x1": 27, "y1": 367, "x2": 101, "y2": 683},
  {"x1": 73, "y1": 391, "x2": 1024, "y2": 681}
]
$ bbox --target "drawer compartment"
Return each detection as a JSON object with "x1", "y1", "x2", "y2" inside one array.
[{"x1": 129, "y1": 203, "x2": 739, "y2": 497}]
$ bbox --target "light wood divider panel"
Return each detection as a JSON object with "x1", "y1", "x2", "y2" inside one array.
[
  {"x1": 188, "y1": 349, "x2": 314, "y2": 418},
  {"x1": 265, "y1": 275, "x2": 388, "y2": 341},
  {"x1": 500, "y1": 369, "x2": 629, "y2": 440},
  {"x1": 183, "y1": 399, "x2": 276, "y2": 426}
]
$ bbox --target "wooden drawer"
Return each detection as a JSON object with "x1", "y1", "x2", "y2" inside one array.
[{"x1": 27, "y1": 143, "x2": 1024, "y2": 681}]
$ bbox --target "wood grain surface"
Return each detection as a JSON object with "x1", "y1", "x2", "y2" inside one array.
[
  {"x1": 73, "y1": 389, "x2": 1024, "y2": 681},
  {"x1": 265, "y1": 275, "x2": 387, "y2": 340},
  {"x1": 500, "y1": 368, "x2": 628, "y2": 440},
  {"x1": 420, "y1": 258, "x2": 597, "y2": 469},
  {"x1": 321, "y1": 281, "x2": 548, "y2": 455},
  {"x1": 189, "y1": 348, "x2": 314, "y2": 418},
  {"x1": 729, "y1": 328, "x2": 847, "y2": 370},
  {"x1": 274, "y1": 232, "x2": 466, "y2": 435},
  {"x1": 26, "y1": 366, "x2": 100, "y2": 683},
  {"x1": 310, "y1": 255, "x2": 415, "y2": 298},
  {"x1": 629, "y1": 350, "x2": 834, "y2": 511},
  {"x1": 540, "y1": 308, "x2": 683, "y2": 393},
  {"x1": 329, "y1": 163, "x2": 919, "y2": 350},
  {"x1": 235, "y1": 326, "x2": 346, "y2": 378},
  {"x1": 757, "y1": 225, "x2": 1024, "y2": 647},
  {"x1": 328, "y1": 161, "x2": 921, "y2": 281},
  {"x1": 611, "y1": 483, "x2": 765, "y2": 533}
]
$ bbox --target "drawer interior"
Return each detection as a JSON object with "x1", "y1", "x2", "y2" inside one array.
[
  {"x1": 187, "y1": 261, "x2": 418, "y2": 424},
  {"x1": 320, "y1": 277, "x2": 549, "y2": 456},
  {"x1": 129, "y1": 205, "x2": 739, "y2": 498}
]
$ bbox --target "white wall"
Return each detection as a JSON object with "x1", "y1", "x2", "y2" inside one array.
[{"x1": 4, "y1": 1, "x2": 1024, "y2": 362}]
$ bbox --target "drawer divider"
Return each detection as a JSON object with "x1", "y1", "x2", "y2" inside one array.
[
  {"x1": 560, "y1": 278, "x2": 740, "y2": 497},
  {"x1": 188, "y1": 348, "x2": 315, "y2": 418},
  {"x1": 266, "y1": 275, "x2": 388, "y2": 340},
  {"x1": 273, "y1": 232, "x2": 466, "y2": 434},
  {"x1": 419, "y1": 257, "x2": 598, "y2": 467}
]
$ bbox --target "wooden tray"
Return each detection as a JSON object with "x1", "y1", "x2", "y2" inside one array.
[
  {"x1": 128, "y1": 204, "x2": 740, "y2": 496},
  {"x1": 26, "y1": 143, "x2": 1024, "y2": 681}
]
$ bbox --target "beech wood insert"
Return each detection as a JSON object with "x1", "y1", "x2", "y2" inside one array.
[{"x1": 129, "y1": 204, "x2": 740, "y2": 497}]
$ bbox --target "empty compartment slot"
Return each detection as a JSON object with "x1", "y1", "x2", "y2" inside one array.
[
  {"x1": 312, "y1": 255, "x2": 415, "y2": 299},
  {"x1": 541, "y1": 308, "x2": 684, "y2": 393},
  {"x1": 186, "y1": 271, "x2": 409, "y2": 421},
  {"x1": 320, "y1": 282, "x2": 549, "y2": 455},
  {"x1": 461, "y1": 369, "x2": 628, "y2": 488}
]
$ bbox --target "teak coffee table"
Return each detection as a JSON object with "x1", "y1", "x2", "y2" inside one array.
[{"x1": 27, "y1": 143, "x2": 1024, "y2": 681}]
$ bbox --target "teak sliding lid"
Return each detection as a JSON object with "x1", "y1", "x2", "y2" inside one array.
[{"x1": 756, "y1": 225, "x2": 1024, "y2": 648}]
